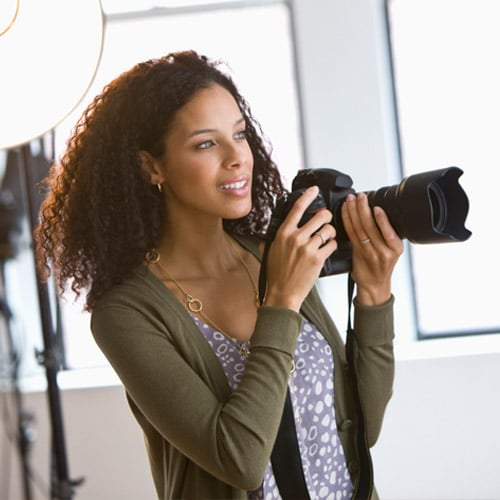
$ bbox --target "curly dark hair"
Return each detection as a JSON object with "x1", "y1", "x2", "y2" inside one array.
[{"x1": 35, "y1": 50, "x2": 286, "y2": 311}]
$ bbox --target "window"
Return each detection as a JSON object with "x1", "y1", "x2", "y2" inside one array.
[
  {"x1": 387, "y1": 0, "x2": 499, "y2": 338},
  {"x1": 5, "y1": 0, "x2": 303, "y2": 379}
]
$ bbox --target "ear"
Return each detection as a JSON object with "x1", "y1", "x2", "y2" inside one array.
[{"x1": 138, "y1": 150, "x2": 165, "y2": 186}]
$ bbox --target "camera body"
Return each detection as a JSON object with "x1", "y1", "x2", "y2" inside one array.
[
  {"x1": 267, "y1": 167, "x2": 471, "y2": 277},
  {"x1": 268, "y1": 169, "x2": 356, "y2": 276}
]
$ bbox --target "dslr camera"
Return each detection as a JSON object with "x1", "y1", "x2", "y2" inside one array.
[{"x1": 267, "y1": 167, "x2": 471, "y2": 276}]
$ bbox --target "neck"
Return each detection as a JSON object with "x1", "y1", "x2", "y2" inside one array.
[{"x1": 155, "y1": 220, "x2": 238, "y2": 279}]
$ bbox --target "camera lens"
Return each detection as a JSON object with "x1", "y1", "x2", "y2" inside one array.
[
  {"x1": 369, "y1": 166, "x2": 471, "y2": 244},
  {"x1": 429, "y1": 181, "x2": 446, "y2": 233}
]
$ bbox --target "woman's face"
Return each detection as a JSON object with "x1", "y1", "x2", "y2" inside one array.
[{"x1": 158, "y1": 83, "x2": 254, "y2": 225}]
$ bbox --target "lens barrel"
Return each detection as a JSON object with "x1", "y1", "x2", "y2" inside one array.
[{"x1": 365, "y1": 166, "x2": 471, "y2": 243}]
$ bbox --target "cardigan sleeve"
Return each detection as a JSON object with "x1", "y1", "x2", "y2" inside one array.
[
  {"x1": 351, "y1": 295, "x2": 395, "y2": 447},
  {"x1": 91, "y1": 302, "x2": 302, "y2": 491}
]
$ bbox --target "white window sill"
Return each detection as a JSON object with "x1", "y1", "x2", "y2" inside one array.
[{"x1": 19, "y1": 365, "x2": 121, "y2": 393}]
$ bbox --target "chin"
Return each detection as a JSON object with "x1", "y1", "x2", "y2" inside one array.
[{"x1": 224, "y1": 203, "x2": 253, "y2": 220}]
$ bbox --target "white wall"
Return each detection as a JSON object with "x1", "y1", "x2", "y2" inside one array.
[
  {"x1": 373, "y1": 352, "x2": 500, "y2": 499},
  {"x1": 1, "y1": 386, "x2": 155, "y2": 500},
  {"x1": 2, "y1": 1, "x2": 499, "y2": 499}
]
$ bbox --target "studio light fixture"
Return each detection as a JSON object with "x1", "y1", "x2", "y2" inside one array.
[{"x1": 0, "y1": 0, "x2": 104, "y2": 150}]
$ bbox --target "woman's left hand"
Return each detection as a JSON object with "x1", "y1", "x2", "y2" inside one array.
[{"x1": 341, "y1": 192, "x2": 404, "y2": 306}]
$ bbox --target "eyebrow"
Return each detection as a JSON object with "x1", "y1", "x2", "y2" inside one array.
[{"x1": 188, "y1": 117, "x2": 245, "y2": 138}]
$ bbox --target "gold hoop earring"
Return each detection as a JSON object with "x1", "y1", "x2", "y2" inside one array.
[{"x1": 145, "y1": 248, "x2": 160, "y2": 264}]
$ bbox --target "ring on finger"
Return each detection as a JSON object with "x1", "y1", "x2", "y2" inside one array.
[
  {"x1": 316, "y1": 231, "x2": 328, "y2": 246},
  {"x1": 359, "y1": 238, "x2": 371, "y2": 245}
]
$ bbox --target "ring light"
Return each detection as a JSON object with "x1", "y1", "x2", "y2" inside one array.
[{"x1": 0, "y1": 0, "x2": 104, "y2": 150}]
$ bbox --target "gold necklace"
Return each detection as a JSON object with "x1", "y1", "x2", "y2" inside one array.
[{"x1": 148, "y1": 236, "x2": 259, "y2": 358}]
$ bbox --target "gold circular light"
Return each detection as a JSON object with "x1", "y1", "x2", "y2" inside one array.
[
  {"x1": 0, "y1": 0, "x2": 20, "y2": 37},
  {"x1": 0, "y1": 0, "x2": 104, "y2": 149}
]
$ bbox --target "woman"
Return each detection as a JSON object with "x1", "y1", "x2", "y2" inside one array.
[{"x1": 36, "y1": 51, "x2": 403, "y2": 499}]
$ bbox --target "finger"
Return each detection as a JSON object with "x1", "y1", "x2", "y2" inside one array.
[
  {"x1": 312, "y1": 231, "x2": 338, "y2": 261},
  {"x1": 280, "y1": 186, "x2": 320, "y2": 229},
  {"x1": 354, "y1": 193, "x2": 383, "y2": 244},
  {"x1": 342, "y1": 193, "x2": 377, "y2": 246},
  {"x1": 300, "y1": 208, "x2": 333, "y2": 237},
  {"x1": 281, "y1": 186, "x2": 334, "y2": 239},
  {"x1": 373, "y1": 206, "x2": 404, "y2": 252},
  {"x1": 318, "y1": 237, "x2": 338, "y2": 257},
  {"x1": 311, "y1": 223, "x2": 336, "y2": 248},
  {"x1": 341, "y1": 197, "x2": 355, "y2": 240}
]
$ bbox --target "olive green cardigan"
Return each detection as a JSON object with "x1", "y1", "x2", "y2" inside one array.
[{"x1": 91, "y1": 235, "x2": 394, "y2": 499}]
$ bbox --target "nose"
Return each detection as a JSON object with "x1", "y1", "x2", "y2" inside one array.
[
  {"x1": 223, "y1": 143, "x2": 241, "y2": 168},
  {"x1": 223, "y1": 140, "x2": 249, "y2": 169}
]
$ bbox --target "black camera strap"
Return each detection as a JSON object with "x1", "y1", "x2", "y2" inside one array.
[{"x1": 270, "y1": 388, "x2": 310, "y2": 499}]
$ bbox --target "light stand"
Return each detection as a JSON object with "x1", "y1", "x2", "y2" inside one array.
[
  {"x1": 1, "y1": 143, "x2": 84, "y2": 499},
  {"x1": 20, "y1": 145, "x2": 84, "y2": 499}
]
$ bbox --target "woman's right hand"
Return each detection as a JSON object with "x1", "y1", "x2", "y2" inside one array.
[{"x1": 263, "y1": 186, "x2": 338, "y2": 312}]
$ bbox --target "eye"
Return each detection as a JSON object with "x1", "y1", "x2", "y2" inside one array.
[
  {"x1": 196, "y1": 139, "x2": 215, "y2": 150},
  {"x1": 234, "y1": 129, "x2": 247, "y2": 140}
]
